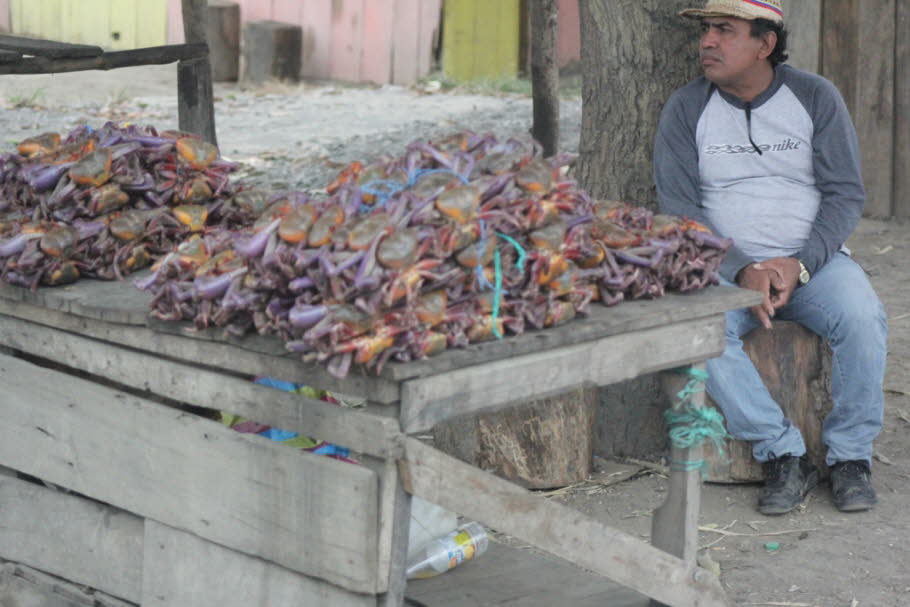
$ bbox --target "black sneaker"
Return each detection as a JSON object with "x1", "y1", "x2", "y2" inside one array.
[
  {"x1": 830, "y1": 460, "x2": 877, "y2": 512},
  {"x1": 758, "y1": 454, "x2": 819, "y2": 515}
]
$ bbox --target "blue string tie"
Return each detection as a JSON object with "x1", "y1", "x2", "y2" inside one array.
[{"x1": 663, "y1": 367, "x2": 730, "y2": 472}]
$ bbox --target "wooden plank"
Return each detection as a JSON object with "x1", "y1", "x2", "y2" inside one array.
[
  {"x1": 0, "y1": 297, "x2": 402, "y2": 403},
  {"x1": 0, "y1": 315, "x2": 403, "y2": 458},
  {"x1": 383, "y1": 287, "x2": 759, "y2": 382},
  {"x1": 135, "y1": 0, "x2": 169, "y2": 50},
  {"x1": 0, "y1": 275, "x2": 151, "y2": 325},
  {"x1": 389, "y1": 0, "x2": 417, "y2": 85},
  {"x1": 783, "y1": 0, "x2": 821, "y2": 73},
  {"x1": 271, "y1": 0, "x2": 303, "y2": 28},
  {"x1": 399, "y1": 438, "x2": 729, "y2": 607},
  {"x1": 406, "y1": 540, "x2": 649, "y2": 607},
  {"x1": 108, "y1": 0, "x2": 137, "y2": 50},
  {"x1": 37, "y1": 0, "x2": 63, "y2": 44},
  {"x1": 856, "y1": 0, "x2": 895, "y2": 217},
  {"x1": 556, "y1": 0, "x2": 581, "y2": 69},
  {"x1": 0, "y1": 47, "x2": 20, "y2": 61},
  {"x1": 896, "y1": 0, "x2": 910, "y2": 218},
  {"x1": 142, "y1": 520, "x2": 377, "y2": 607},
  {"x1": 0, "y1": 33, "x2": 103, "y2": 57},
  {"x1": 0, "y1": 352, "x2": 381, "y2": 593},
  {"x1": 400, "y1": 316, "x2": 726, "y2": 433},
  {"x1": 0, "y1": 564, "x2": 135, "y2": 607},
  {"x1": 329, "y1": 0, "x2": 364, "y2": 82},
  {"x1": 361, "y1": 454, "x2": 412, "y2": 607},
  {"x1": 363, "y1": 0, "x2": 394, "y2": 84},
  {"x1": 300, "y1": 0, "x2": 332, "y2": 78},
  {"x1": 0, "y1": 0, "x2": 9, "y2": 33},
  {"x1": 416, "y1": 0, "x2": 441, "y2": 78},
  {"x1": 0, "y1": 43, "x2": 209, "y2": 74},
  {"x1": 441, "y1": 0, "x2": 474, "y2": 80},
  {"x1": 0, "y1": 475, "x2": 143, "y2": 602},
  {"x1": 167, "y1": 0, "x2": 184, "y2": 44},
  {"x1": 821, "y1": 0, "x2": 858, "y2": 114}
]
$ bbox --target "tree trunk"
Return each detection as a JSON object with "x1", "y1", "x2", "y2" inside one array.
[
  {"x1": 576, "y1": 0, "x2": 700, "y2": 208},
  {"x1": 530, "y1": 0, "x2": 560, "y2": 157}
]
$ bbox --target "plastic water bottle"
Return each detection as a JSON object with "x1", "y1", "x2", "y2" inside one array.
[{"x1": 405, "y1": 521, "x2": 489, "y2": 579}]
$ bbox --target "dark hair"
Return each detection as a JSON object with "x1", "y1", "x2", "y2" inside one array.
[{"x1": 750, "y1": 18, "x2": 789, "y2": 67}]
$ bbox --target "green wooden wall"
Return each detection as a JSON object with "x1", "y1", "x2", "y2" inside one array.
[{"x1": 442, "y1": 0, "x2": 521, "y2": 80}]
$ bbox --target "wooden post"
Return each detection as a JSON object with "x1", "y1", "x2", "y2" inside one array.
[
  {"x1": 530, "y1": 0, "x2": 560, "y2": 157},
  {"x1": 241, "y1": 20, "x2": 303, "y2": 85},
  {"x1": 178, "y1": 0, "x2": 218, "y2": 145},
  {"x1": 206, "y1": 0, "x2": 240, "y2": 82}
]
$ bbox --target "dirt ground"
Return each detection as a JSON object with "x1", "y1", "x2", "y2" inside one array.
[{"x1": 2, "y1": 66, "x2": 908, "y2": 607}]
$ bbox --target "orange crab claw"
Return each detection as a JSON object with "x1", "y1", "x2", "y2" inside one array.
[
  {"x1": 308, "y1": 204, "x2": 345, "y2": 247},
  {"x1": 436, "y1": 184, "x2": 480, "y2": 224},
  {"x1": 416, "y1": 290, "x2": 448, "y2": 326},
  {"x1": 278, "y1": 204, "x2": 318, "y2": 244},
  {"x1": 42, "y1": 261, "x2": 80, "y2": 286}
]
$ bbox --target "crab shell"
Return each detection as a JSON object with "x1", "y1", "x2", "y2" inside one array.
[{"x1": 176, "y1": 137, "x2": 219, "y2": 170}]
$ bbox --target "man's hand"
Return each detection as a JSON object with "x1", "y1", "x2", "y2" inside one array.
[{"x1": 736, "y1": 257, "x2": 800, "y2": 329}]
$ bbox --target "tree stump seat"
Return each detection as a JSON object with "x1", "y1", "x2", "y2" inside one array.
[
  {"x1": 702, "y1": 320, "x2": 834, "y2": 483},
  {"x1": 241, "y1": 20, "x2": 302, "y2": 85}
]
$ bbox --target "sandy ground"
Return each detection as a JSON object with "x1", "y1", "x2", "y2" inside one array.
[{"x1": 2, "y1": 66, "x2": 908, "y2": 607}]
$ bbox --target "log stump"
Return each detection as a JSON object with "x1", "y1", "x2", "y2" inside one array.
[
  {"x1": 433, "y1": 387, "x2": 598, "y2": 489},
  {"x1": 241, "y1": 20, "x2": 302, "y2": 85},
  {"x1": 703, "y1": 320, "x2": 834, "y2": 483},
  {"x1": 207, "y1": 0, "x2": 240, "y2": 81}
]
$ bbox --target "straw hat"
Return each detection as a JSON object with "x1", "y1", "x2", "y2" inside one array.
[{"x1": 679, "y1": 0, "x2": 784, "y2": 24}]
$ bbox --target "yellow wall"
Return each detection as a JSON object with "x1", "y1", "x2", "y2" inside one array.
[
  {"x1": 11, "y1": 0, "x2": 166, "y2": 50},
  {"x1": 442, "y1": 0, "x2": 521, "y2": 81}
]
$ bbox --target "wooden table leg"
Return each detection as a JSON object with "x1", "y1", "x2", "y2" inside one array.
[
  {"x1": 179, "y1": 0, "x2": 218, "y2": 145},
  {"x1": 650, "y1": 363, "x2": 709, "y2": 607}
]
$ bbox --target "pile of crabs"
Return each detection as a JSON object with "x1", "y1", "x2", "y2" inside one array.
[{"x1": 0, "y1": 126, "x2": 731, "y2": 378}]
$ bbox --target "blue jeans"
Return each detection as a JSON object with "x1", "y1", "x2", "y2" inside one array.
[{"x1": 707, "y1": 253, "x2": 887, "y2": 466}]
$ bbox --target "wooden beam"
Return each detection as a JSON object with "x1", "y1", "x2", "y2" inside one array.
[
  {"x1": 0, "y1": 33, "x2": 102, "y2": 58},
  {"x1": 0, "y1": 314, "x2": 404, "y2": 459},
  {"x1": 399, "y1": 438, "x2": 729, "y2": 607},
  {"x1": 0, "y1": 352, "x2": 381, "y2": 594},
  {"x1": 0, "y1": 48, "x2": 21, "y2": 63},
  {"x1": 400, "y1": 316, "x2": 726, "y2": 433},
  {"x1": 0, "y1": 297, "x2": 402, "y2": 404},
  {"x1": 0, "y1": 475, "x2": 143, "y2": 603},
  {"x1": 179, "y1": 0, "x2": 218, "y2": 145},
  {"x1": 0, "y1": 43, "x2": 208, "y2": 75},
  {"x1": 142, "y1": 521, "x2": 377, "y2": 607},
  {"x1": 530, "y1": 0, "x2": 560, "y2": 156}
]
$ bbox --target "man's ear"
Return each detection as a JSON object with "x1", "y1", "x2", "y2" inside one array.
[{"x1": 758, "y1": 31, "x2": 778, "y2": 60}]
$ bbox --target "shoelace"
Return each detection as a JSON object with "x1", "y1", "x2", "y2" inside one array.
[{"x1": 836, "y1": 461, "x2": 870, "y2": 479}]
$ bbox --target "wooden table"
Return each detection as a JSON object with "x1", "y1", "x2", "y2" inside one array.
[
  {"x1": 0, "y1": 0, "x2": 216, "y2": 144},
  {"x1": 0, "y1": 276, "x2": 758, "y2": 607}
]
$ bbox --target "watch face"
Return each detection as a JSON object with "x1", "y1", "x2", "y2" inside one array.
[{"x1": 799, "y1": 269, "x2": 810, "y2": 284}]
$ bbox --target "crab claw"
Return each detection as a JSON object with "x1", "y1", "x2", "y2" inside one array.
[
  {"x1": 69, "y1": 148, "x2": 113, "y2": 187},
  {"x1": 176, "y1": 137, "x2": 219, "y2": 170}
]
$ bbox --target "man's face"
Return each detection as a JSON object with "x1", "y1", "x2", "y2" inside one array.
[{"x1": 698, "y1": 17, "x2": 771, "y2": 88}]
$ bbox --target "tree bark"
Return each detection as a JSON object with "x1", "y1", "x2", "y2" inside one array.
[
  {"x1": 178, "y1": 0, "x2": 218, "y2": 146},
  {"x1": 577, "y1": 0, "x2": 701, "y2": 209},
  {"x1": 530, "y1": 0, "x2": 560, "y2": 157}
]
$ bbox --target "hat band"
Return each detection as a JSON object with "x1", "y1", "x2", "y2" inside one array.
[{"x1": 742, "y1": 0, "x2": 783, "y2": 18}]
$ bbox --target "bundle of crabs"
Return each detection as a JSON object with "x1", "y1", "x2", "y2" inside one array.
[{"x1": 0, "y1": 126, "x2": 731, "y2": 378}]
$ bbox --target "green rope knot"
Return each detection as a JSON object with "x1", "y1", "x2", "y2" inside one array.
[{"x1": 664, "y1": 367, "x2": 730, "y2": 472}]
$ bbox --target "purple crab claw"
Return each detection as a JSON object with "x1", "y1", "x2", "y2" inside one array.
[
  {"x1": 288, "y1": 303, "x2": 327, "y2": 329},
  {"x1": 0, "y1": 232, "x2": 42, "y2": 258},
  {"x1": 234, "y1": 218, "x2": 281, "y2": 258},
  {"x1": 194, "y1": 267, "x2": 248, "y2": 300}
]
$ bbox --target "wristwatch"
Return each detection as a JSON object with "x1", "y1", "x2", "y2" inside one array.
[{"x1": 797, "y1": 260, "x2": 810, "y2": 285}]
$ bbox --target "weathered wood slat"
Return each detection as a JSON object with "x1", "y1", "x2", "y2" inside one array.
[
  {"x1": 0, "y1": 33, "x2": 102, "y2": 58},
  {"x1": 399, "y1": 438, "x2": 729, "y2": 607},
  {"x1": 0, "y1": 297, "x2": 401, "y2": 403},
  {"x1": 142, "y1": 521, "x2": 377, "y2": 607},
  {"x1": 0, "y1": 314, "x2": 403, "y2": 458},
  {"x1": 0, "y1": 43, "x2": 209, "y2": 75},
  {"x1": 0, "y1": 49, "x2": 22, "y2": 63},
  {"x1": 0, "y1": 352, "x2": 381, "y2": 593},
  {"x1": 0, "y1": 564, "x2": 134, "y2": 607},
  {"x1": 0, "y1": 475, "x2": 143, "y2": 603},
  {"x1": 406, "y1": 540, "x2": 649, "y2": 607},
  {"x1": 382, "y1": 287, "x2": 758, "y2": 381},
  {"x1": 400, "y1": 316, "x2": 726, "y2": 433}
]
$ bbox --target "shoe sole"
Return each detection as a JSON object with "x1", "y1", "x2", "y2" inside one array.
[
  {"x1": 758, "y1": 470, "x2": 820, "y2": 515},
  {"x1": 834, "y1": 498, "x2": 877, "y2": 512}
]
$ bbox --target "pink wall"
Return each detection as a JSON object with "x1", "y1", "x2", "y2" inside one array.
[
  {"x1": 557, "y1": 0, "x2": 581, "y2": 69},
  {"x1": 167, "y1": 0, "x2": 441, "y2": 85},
  {"x1": 0, "y1": 0, "x2": 10, "y2": 33}
]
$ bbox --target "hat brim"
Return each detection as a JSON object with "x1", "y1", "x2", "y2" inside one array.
[{"x1": 679, "y1": 7, "x2": 783, "y2": 23}]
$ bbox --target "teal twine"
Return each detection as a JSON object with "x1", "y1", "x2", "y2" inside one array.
[
  {"x1": 359, "y1": 168, "x2": 469, "y2": 213},
  {"x1": 496, "y1": 232, "x2": 527, "y2": 272},
  {"x1": 491, "y1": 247, "x2": 503, "y2": 339},
  {"x1": 663, "y1": 367, "x2": 730, "y2": 471}
]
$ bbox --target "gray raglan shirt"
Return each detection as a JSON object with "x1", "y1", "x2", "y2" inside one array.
[{"x1": 654, "y1": 64, "x2": 865, "y2": 282}]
